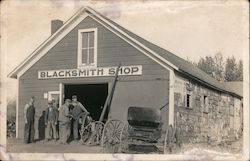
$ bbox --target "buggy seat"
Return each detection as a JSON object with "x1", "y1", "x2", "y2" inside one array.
[{"x1": 127, "y1": 106, "x2": 161, "y2": 128}]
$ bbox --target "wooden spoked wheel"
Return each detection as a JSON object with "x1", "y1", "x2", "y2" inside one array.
[
  {"x1": 119, "y1": 122, "x2": 130, "y2": 153},
  {"x1": 101, "y1": 119, "x2": 124, "y2": 153},
  {"x1": 80, "y1": 121, "x2": 104, "y2": 145}
]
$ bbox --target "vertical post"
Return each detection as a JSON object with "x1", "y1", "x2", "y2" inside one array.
[
  {"x1": 243, "y1": 46, "x2": 249, "y2": 158},
  {"x1": 59, "y1": 83, "x2": 64, "y2": 107},
  {"x1": 99, "y1": 64, "x2": 121, "y2": 122},
  {"x1": 16, "y1": 79, "x2": 19, "y2": 138},
  {"x1": 168, "y1": 70, "x2": 175, "y2": 126}
]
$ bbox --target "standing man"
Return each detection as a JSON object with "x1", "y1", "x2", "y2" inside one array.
[
  {"x1": 58, "y1": 99, "x2": 72, "y2": 144},
  {"x1": 175, "y1": 126, "x2": 183, "y2": 148},
  {"x1": 70, "y1": 95, "x2": 89, "y2": 142},
  {"x1": 24, "y1": 96, "x2": 36, "y2": 144},
  {"x1": 44, "y1": 100, "x2": 59, "y2": 142},
  {"x1": 166, "y1": 124, "x2": 174, "y2": 153}
]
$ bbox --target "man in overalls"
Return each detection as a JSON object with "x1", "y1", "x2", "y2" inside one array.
[
  {"x1": 24, "y1": 97, "x2": 35, "y2": 144},
  {"x1": 70, "y1": 95, "x2": 89, "y2": 142},
  {"x1": 44, "y1": 100, "x2": 59, "y2": 141}
]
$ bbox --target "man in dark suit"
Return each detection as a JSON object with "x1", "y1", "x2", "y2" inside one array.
[
  {"x1": 24, "y1": 97, "x2": 36, "y2": 144},
  {"x1": 44, "y1": 100, "x2": 58, "y2": 141}
]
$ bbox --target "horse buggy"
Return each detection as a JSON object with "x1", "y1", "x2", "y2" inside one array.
[{"x1": 77, "y1": 106, "x2": 169, "y2": 153}]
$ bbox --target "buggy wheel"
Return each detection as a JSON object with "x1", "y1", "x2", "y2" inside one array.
[
  {"x1": 119, "y1": 122, "x2": 130, "y2": 153},
  {"x1": 80, "y1": 121, "x2": 104, "y2": 145},
  {"x1": 101, "y1": 119, "x2": 124, "y2": 153}
]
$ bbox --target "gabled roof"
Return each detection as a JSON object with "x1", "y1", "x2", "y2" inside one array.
[
  {"x1": 90, "y1": 7, "x2": 242, "y2": 98},
  {"x1": 8, "y1": 7, "x2": 242, "y2": 98},
  {"x1": 8, "y1": 6, "x2": 177, "y2": 79}
]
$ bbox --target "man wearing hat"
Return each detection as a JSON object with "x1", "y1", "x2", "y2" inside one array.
[
  {"x1": 70, "y1": 95, "x2": 89, "y2": 141},
  {"x1": 44, "y1": 100, "x2": 59, "y2": 141},
  {"x1": 58, "y1": 99, "x2": 72, "y2": 144}
]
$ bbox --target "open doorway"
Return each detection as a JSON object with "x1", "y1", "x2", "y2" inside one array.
[{"x1": 64, "y1": 83, "x2": 108, "y2": 121}]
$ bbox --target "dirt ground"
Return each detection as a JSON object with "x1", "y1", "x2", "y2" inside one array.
[
  {"x1": 178, "y1": 138, "x2": 243, "y2": 154},
  {"x1": 6, "y1": 137, "x2": 242, "y2": 155},
  {"x1": 6, "y1": 138, "x2": 102, "y2": 153}
]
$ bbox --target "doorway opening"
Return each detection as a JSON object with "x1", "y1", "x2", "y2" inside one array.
[{"x1": 64, "y1": 83, "x2": 108, "y2": 121}]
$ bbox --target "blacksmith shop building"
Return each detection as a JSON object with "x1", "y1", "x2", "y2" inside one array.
[{"x1": 8, "y1": 7, "x2": 243, "y2": 141}]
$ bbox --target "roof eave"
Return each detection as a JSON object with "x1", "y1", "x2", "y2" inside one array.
[
  {"x1": 177, "y1": 69, "x2": 243, "y2": 99},
  {"x1": 8, "y1": 71, "x2": 17, "y2": 79},
  {"x1": 7, "y1": 7, "x2": 88, "y2": 79}
]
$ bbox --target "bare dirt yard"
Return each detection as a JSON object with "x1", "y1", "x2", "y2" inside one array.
[
  {"x1": 6, "y1": 137, "x2": 242, "y2": 155},
  {"x1": 6, "y1": 138, "x2": 102, "y2": 153}
]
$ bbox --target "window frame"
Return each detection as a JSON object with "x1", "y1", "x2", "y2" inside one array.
[
  {"x1": 203, "y1": 95, "x2": 209, "y2": 113},
  {"x1": 203, "y1": 95, "x2": 209, "y2": 107},
  {"x1": 48, "y1": 91, "x2": 60, "y2": 101},
  {"x1": 77, "y1": 28, "x2": 98, "y2": 68},
  {"x1": 48, "y1": 91, "x2": 60, "y2": 109},
  {"x1": 185, "y1": 93, "x2": 193, "y2": 109}
]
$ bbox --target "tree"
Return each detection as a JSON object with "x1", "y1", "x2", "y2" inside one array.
[
  {"x1": 213, "y1": 52, "x2": 225, "y2": 81},
  {"x1": 196, "y1": 52, "x2": 225, "y2": 81},
  {"x1": 7, "y1": 97, "x2": 16, "y2": 122},
  {"x1": 236, "y1": 60, "x2": 243, "y2": 81},
  {"x1": 192, "y1": 53, "x2": 242, "y2": 82},
  {"x1": 197, "y1": 56, "x2": 215, "y2": 76},
  {"x1": 225, "y1": 56, "x2": 238, "y2": 81}
]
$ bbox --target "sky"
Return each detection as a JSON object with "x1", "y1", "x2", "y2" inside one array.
[{"x1": 1, "y1": 0, "x2": 249, "y2": 99}]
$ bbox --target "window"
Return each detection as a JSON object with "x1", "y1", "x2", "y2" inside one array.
[
  {"x1": 78, "y1": 28, "x2": 97, "y2": 68},
  {"x1": 203, "y1": 95, "x2": 209, "y2": 113},
  {"x1": 186, "y1": 94, "x2": 192, "y2": 108},
  {"x1": 186, "y1": 94, "x2": 190, "y2": 107},
  {"x1": 203, "y1": 96, "x2": 208, "y2": 106},
  {"x1": 48, "y1": 91, "x2": 60, "y2": 109}
]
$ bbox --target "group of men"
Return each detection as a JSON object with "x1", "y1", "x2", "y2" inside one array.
[{"x1": 24, "y1": 95, "x2": 89, "y2": 144}]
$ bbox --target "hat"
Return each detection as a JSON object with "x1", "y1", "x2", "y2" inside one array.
[
  {"x1": 72, "y1": 95, "x2": 77, "y2": 99},
  {"x1": 65, "y1": 99, "x2": 71, "y2": 103}
]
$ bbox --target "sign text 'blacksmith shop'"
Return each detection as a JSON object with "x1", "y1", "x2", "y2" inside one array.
[{"x1": 38, "y1": 65, "x2": 142, "y2": 79}]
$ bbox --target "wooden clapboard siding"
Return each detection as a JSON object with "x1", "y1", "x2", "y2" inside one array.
[
  {"x1": 20, "y1": 17, "x2": 166, "y2": 79},
  {"x1": 111, "y1": 80, "x2": 169, "y2": 131},
  {"x1": 18, "y1": 16, "x2": 170, "y2": 139}
]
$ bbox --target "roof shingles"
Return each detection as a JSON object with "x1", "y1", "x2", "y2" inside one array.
[{"x1": 91, "y1": 7, "x2": 242, "y2": 98}]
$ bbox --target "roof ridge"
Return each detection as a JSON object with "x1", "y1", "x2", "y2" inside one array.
[
  {"x1": 8, "y1": 6, "x2": 242, "y2": 98},
  {"x1": 88, "y1": 7, "x2": 241, "y2": 97}
]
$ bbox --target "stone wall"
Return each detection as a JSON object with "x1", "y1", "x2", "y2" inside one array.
[{"x1": 173, "y1": 74, "x2": 242, "y2": 143}]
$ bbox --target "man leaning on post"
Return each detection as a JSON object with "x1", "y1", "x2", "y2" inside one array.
[
  {"x1": 58, "y1": 99, "x2": 72, "y2": 144},
  {"x1": 70, "y1": 95, "x2": 89, "y2": 142}
]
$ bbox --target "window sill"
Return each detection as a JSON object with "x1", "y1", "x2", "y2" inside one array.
[
  {"x1": 185, "y1": 107, "x2": 193, "y2": 110},
  {"x1": 78, "y1": 64, "x2": 97, "y2": 68}
]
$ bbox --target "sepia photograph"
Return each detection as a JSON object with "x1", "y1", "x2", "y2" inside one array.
[{"x1": 0, "y1": 0, "x2": 249, "y2": 160}]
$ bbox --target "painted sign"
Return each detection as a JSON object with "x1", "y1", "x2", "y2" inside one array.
[{"x1": 38, "y1": 65, "x2": 142, "y2": 79}]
